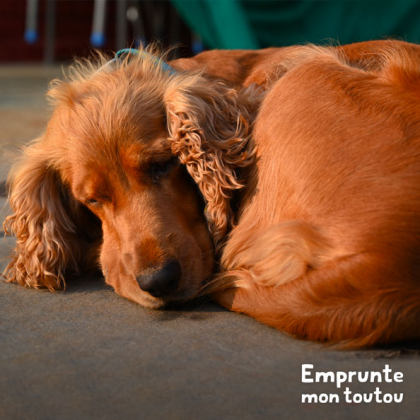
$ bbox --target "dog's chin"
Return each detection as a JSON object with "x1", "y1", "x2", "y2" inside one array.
[
  {"x1": 133, "y1": 288, "x2": 201, "y2": 310},
  {"x1": 140, "y1": 295, "x2": 166, "y2": 309}
]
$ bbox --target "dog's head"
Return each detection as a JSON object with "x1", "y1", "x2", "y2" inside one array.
[{"x1": 4, "y1": 50, "x2": 258, "y2": 308}]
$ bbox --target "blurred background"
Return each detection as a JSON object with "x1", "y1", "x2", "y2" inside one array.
[
  {"x1": 2, "y1": 0, "x2": 420, "y2": 64},
  {"x1": 1, "y1": 0, "x2": 420, "y2": 212}
]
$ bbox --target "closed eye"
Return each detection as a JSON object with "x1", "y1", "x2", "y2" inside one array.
[
  {"x1": 149, "y1": 157, "x2": 178, "y2": 183},
  {"x1": 84, "y1": 195, "x2": 111, "y2": 207},
  {"x1": 85, "y1": 198, "x2": 100, "y2": 207}
]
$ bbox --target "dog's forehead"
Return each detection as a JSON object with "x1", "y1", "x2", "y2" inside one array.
[
  {"x1": 54, "y1": 70, "x2": 167, "y2": 140},
  {"x1": 52, "y1": 85, "x2": 168, "y2": 152}
]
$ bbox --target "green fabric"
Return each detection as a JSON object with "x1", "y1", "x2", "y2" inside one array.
[{"x1": 171, "y1": 0, "x2": 420, "y2": 49}]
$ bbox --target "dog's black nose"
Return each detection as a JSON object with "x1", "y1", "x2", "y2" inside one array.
[{"x1": 136, "y1": 260, "x2": 181, "y2": 298}]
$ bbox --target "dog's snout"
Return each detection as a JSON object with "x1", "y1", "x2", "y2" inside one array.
[{"x1": 136, "y1": 260, "x2": 181, "y2": 298}]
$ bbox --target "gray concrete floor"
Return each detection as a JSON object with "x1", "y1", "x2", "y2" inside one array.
[{"x1": 1, "y1": 66, "x2": 419, "y2": 420}]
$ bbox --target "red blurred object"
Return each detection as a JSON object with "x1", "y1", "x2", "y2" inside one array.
[{"x1": 0, "y1": 0, "x2": 193, "y2": 63}]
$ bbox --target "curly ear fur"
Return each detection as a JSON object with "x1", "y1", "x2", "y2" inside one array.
[
  {"x1": 3, "y1": 140, "x2": 101, "y2": 291},
  {"x1": 165, "y1": 76, "x2": 261, "y2": 248}
]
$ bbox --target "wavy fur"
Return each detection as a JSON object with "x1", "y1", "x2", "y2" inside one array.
[
  {"x1": 3, "y1": 142, "x2": 97, "y2": 290},
  {"x1": 166, "y1": 79, "x2": 260, "y2": 247}
]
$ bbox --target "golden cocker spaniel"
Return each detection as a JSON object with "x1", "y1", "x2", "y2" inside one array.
[{"x1": 5, "y1": 40, "x2": 420, "y2": 347}]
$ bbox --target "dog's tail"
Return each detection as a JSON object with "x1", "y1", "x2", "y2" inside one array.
[{"x1": 211, "y1": 224, "x2": 420, "y2": 348}]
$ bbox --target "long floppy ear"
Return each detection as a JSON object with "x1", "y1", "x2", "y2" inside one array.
[
  {"x1": 3, "y1": 139, "x2": 101, "y2": 291},
  {"x1": 165, "y1": 76, "x2": 260, "y2": 248}
]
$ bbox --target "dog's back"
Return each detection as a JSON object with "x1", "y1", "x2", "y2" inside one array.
[{"x1": 215, "y1": 42, "x2": 420, "y2": 347}]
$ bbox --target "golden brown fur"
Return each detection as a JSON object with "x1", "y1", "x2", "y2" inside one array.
[{"x1": 4, "y1": 40, "x2": 420, "y2": 347}]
